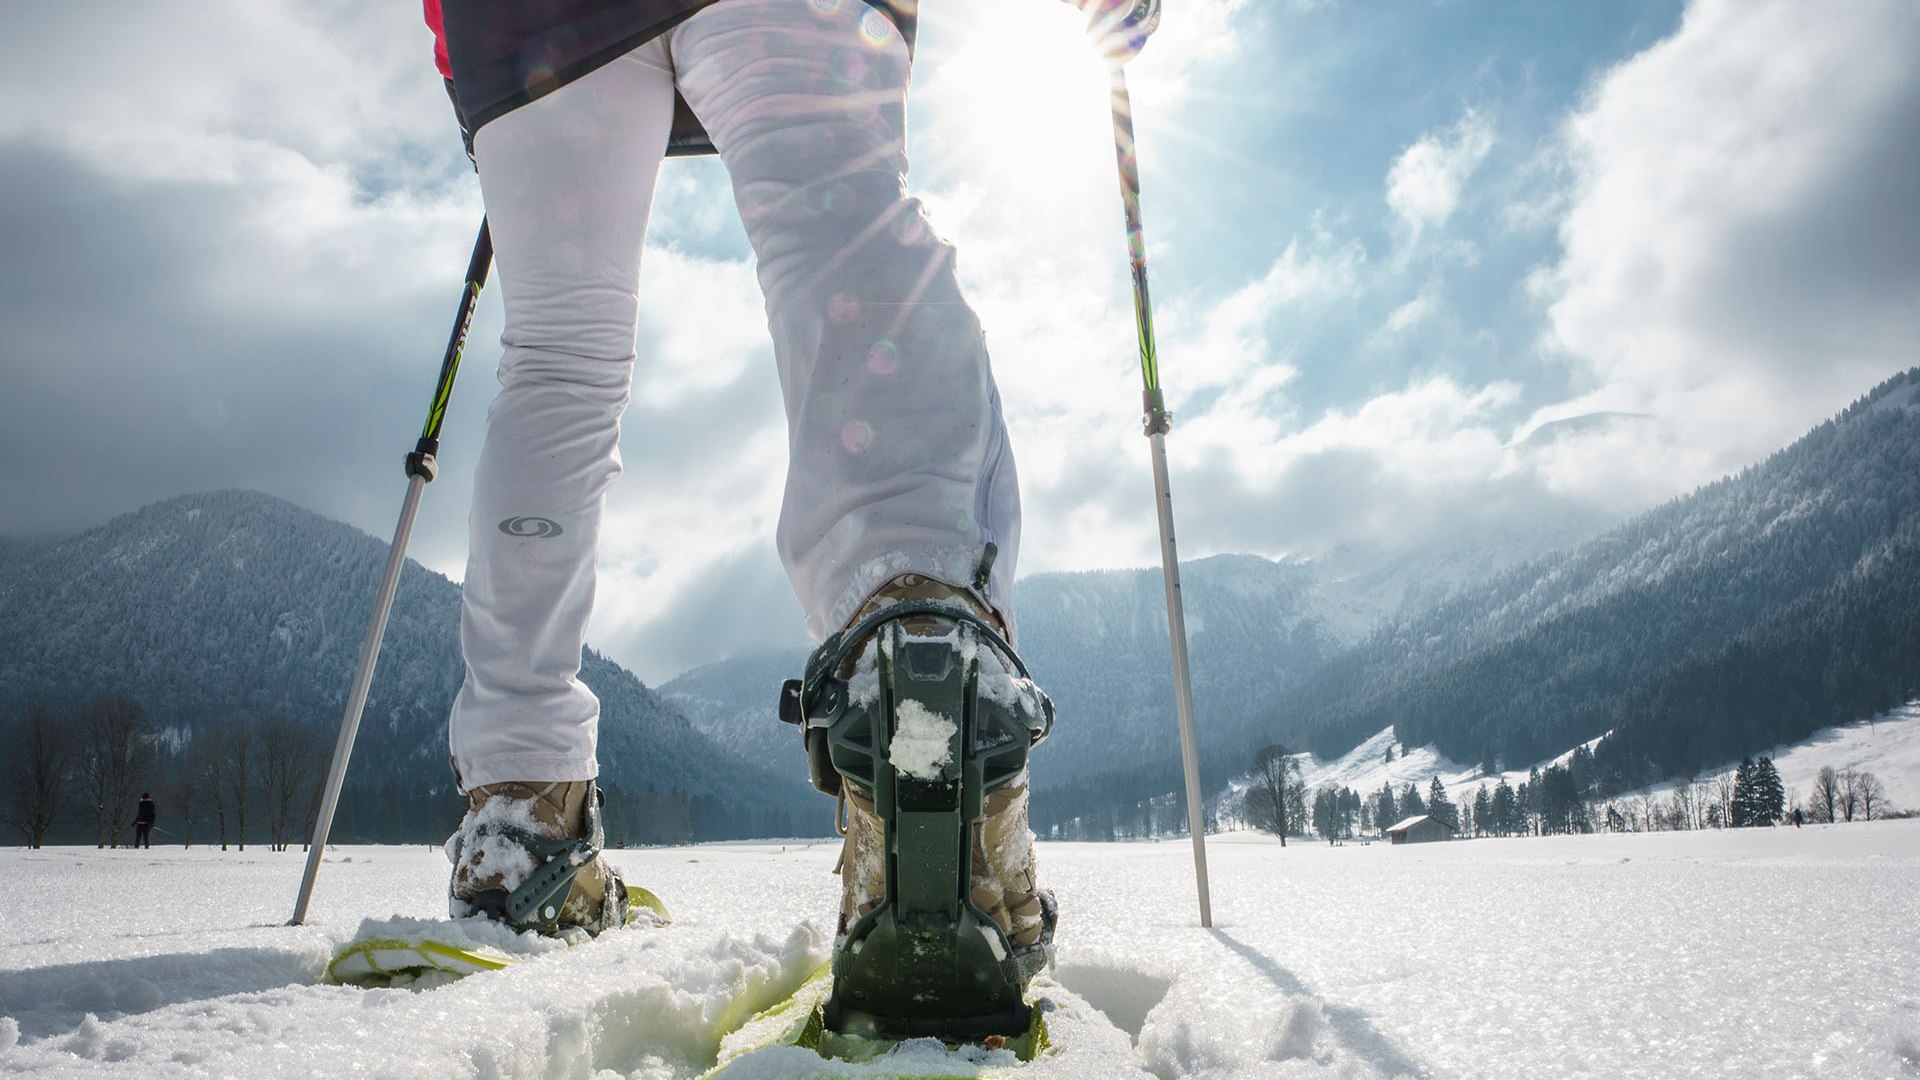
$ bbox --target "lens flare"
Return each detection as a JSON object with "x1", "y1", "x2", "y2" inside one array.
[
  {"x1": 829, "y1": 294, "x2": 861, "y2": 324},
  {"x1": 522, "y1": 65, "x2": 557, "y2": 96},
  {"x1": 833, "y1": 47, "x2": 869, "y2": 85},
  {"x1": 866, "y1": 340, "x2": 900, "y2": 375},
  {"x1": 859, "y1": 7, "x2": 895, "y2": 48},
  {"x1": 841, "y1": 420, "x2": 876, "y2": 453}
]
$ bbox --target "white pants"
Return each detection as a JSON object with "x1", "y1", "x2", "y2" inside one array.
[{"x1": 449, "y1": 0, "x2": 1021, "y2": 789}]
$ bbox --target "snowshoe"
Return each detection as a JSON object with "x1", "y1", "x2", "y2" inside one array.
[{"x1": 780, "y1": 586, "x2": 1055, "y2": 1044}]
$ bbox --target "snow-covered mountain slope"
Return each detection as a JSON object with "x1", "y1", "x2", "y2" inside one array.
[
  {"x1": 0, "y1": 489, "x2": 815, "y2": 842},
  {"x1": 1263, "y1": 368, "x2": 1920, "y2": 785},
  {"x1": 659, "y1": 648, "x2": 811, "y2": 776},
  {"x1": 4, "y1": 823, "x2": 1916, "y2": 1078},
  {"x1": 1764, "y1": 701, "x2": 1920, "y2": 809},
  {"x1": 1236, "y1": 701, "x2": 1920, "y2": 831}
]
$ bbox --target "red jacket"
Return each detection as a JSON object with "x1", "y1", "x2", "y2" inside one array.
[{"x1": 424, "y1": 0, "x2": 452, "y2": 80}]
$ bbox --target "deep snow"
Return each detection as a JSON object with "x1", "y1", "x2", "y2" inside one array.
[{"x1": 2, "y1": 820, "x2": 1917, "y2": 1079}]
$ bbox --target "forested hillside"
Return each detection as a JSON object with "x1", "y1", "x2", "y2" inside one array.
[
  {"x1": 663, "y1": 553, "x2": 1356, "y2": 835},
  {"x1": 0, "y1": 490, "x2": 813, "y2": 844},
  {"x1": 1261, "y1": 369, "x2": 1920, "y2": 790}
]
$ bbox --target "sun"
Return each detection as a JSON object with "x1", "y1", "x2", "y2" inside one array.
[{"x1": 911, "y1": 0, "x2": 1123, "y2": 210}]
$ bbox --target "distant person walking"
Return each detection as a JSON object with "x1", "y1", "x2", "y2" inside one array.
[{"x1": 133, "y1": 793, "x2": 156, "y2": 849}]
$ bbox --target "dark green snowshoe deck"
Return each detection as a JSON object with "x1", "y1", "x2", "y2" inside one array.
[
  {"x1": 705, "y1": 961, "x2": 1050, "y2": 1078},
  {"x1": 782, "y1": 597, "x2": 1055, "y2": 1043}
]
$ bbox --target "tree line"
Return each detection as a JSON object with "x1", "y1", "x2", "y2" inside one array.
[
  {"x1": 2, "y1": 696, "x2": 783, "y2": 850},
  {"x1": 1225, "y1": 742, "x2": 1898, "y2": 843},
  {"x1": 2, "y1": 696, "x2": 329, "y2": 850}
]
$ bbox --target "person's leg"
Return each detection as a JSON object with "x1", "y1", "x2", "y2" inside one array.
[
  {"x1": 668, "y1": 0, "x2": 1023, "y2": 642},
  {"x1": 668, "y1": 0, "x2": 1051, "y2": 985},
  {"x1": 448, "y1": 46, "x2": 678, "y2": 791},
  {"x1": 443, "y1": 42, "x2": 677, "y2": 934}
]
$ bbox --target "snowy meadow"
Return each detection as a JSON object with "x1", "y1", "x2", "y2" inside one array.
[{"x1": 1, "y1": 823, "x2": 1917, "y2": 1079}]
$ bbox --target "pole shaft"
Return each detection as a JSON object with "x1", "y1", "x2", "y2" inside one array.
[
  {"x1": 290, "y1": 219, "x2": 492, "y2": 925},
  {"x1": 1109, "y1": 68, "x2": 1212, "y2": 927},
  {"x1": 421, "y1": 221, "x2": 493, "y2": 446},
  {"x1": 291, "y1": 475, "x2": 427, "y2": 924},
  {"x1": 1150, "y1": 432, "x2": 1213, "y2": 926}
]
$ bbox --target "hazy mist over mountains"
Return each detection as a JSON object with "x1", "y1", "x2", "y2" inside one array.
[{"x1": 3, "y1": 370, "x2": 1917, "y2": 840}]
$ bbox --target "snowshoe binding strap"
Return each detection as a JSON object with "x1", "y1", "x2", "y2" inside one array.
[
  {"x1": 454, "y1": 784, "x2": 626, "y2": 938},
  {"x1": 792, "y1": 603, "x2": 1054, "y2": 1042},
  {"x1": 781, "y1": 598, "x2": 1053, "y2": 740}
]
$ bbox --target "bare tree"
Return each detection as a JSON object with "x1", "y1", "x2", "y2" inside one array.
[
  {"x1": 259, "y1": 718, "x2": 324, "y2": 852},
  {"x1": 1688, "y1": 777, "x2": 1713, "y2": 831},
  {"x1": 222, "y1": 723, "x2": 256, "y2": 851},
  {"x1": 1712, "y1": 772, "x2": 1737, "y2": 829},
  {"x1": 167, "y1": 770, "x2": 204, "y2": 849},
  {"x1": 73, "y1": 697, "x2": 154, "y2": 848},
  {"x1": 1856, "y1": 771, "x2": 1887, "y2": 821},
  {"x1": 1634, "y1": 789, "x2": 1661, "y2": 832},
  {"x1": 1838, "y1": 768, "x2": 1860, "y2": 823},
  {"x1": 3, "y1": 706, "x2": 69, "y2": 847},
  {"x1": 1243, "y1": 744, "x2": 1307, "y2": 846},
  {"x1": 1665, "y1": 784, "x2": 1695, "y2": 832},
  {"x1": 1809, "y1": 766, "x2": 1839, "y2": 824},
  {"x1": 191, "y1": 729, "x2": 231, "y2": 849}
]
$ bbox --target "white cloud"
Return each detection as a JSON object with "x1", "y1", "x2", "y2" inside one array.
[
  {"x1": 1533, "y1": 0, "x2": 1920, "y2": 508},
  {"x1": 1375, "y1": 293, "x2": 1439, "y2": 343},
  {"x1": 1174, "y1": 375, "x2": 1577, "y2": 562},
  {"x1": 1386, "y1": 110, "x2": 1496, "y2": 240}
]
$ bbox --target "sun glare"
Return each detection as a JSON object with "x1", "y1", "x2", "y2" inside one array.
[{"x1": 916, "y1": 0, "x2": 1120, "y2": 209}]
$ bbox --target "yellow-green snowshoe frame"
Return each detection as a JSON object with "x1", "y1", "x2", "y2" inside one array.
[{"x1": 325, "y1": 884, "x2": 669, "y2": 987}]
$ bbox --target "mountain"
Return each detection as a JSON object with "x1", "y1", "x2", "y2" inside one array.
[
  {"x1": 660, "y1": 647, "x2": 811, "y2": 773},
  {"x1": 663, "y1": 553, "x2": 1380, "y2": 835},
  {"x1": 0, "y1": 489, "x2": 815, "y2": 842},
  {"x1": 1258, "y1": 368, "x2": 1920, "y2": 790}
]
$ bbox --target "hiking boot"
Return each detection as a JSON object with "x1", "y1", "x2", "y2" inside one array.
[
  {"x1": 838, "y1": 768, "x2": 1055, "y2": 952},
  {"x1": 447, "y1": 779, "x2": 629, "y2": 938},
  {"x1": 831, "y1": 574, "x2": 1057, "y2": 960}
]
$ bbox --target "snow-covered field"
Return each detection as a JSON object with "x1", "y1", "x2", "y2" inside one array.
[{"x1": 3, "y1": 822, "x2": 1918, "y2": 1078}]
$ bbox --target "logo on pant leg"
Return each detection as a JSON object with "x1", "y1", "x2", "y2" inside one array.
[{"x1": 498, "y1": 516, "x2": 565, "y2": 538}]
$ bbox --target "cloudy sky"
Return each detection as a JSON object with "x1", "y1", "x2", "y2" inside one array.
[{"x1": 3, "y1": 0, "x2": 1917, "y2": 683}]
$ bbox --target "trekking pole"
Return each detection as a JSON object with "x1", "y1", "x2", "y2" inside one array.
[
  {"x1": 291, "y1": 219, "x2": 493, "y2": 925},
  {"x1": 1107, "y1": 68, "x2": 1213, "y2": 928}
]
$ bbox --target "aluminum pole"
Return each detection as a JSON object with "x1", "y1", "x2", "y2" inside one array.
[
  {"x1": 291, "y1": 220, "x2": 492, "y2": 924},
  {"x1": 1109, "y1": 68, "x2": 1212, "y2": 927}
]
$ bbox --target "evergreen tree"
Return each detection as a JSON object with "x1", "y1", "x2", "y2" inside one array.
[
  {"x1": 1427, "y1": 777, "x2": 1457, "y2": 828},
  {"x1": 1339, "y1": 786, "x2": 1362, "y2": 838},
  {"x1": 1375, "y1": 781, "x2": 1397, "y2": 834},
  {"x1": 1473, "y1": 784, "x2": 1492, "y2": 838},
  {"x1": 1751, "y1": 756, "x2": 1785, "y2": 825},
  {"x1": 1400, "y1": 782, "x2": 1426, "y2": 820},
  {"x1": 1312, "y1": 786, "x2": 1340, "y2": 843},
  {"x1": 1731, "y1": 758, "x2": 1758, "y2": 827},
  {"x1": 1491, "y1": 778, "x2": 1518, "y2": 837}
]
